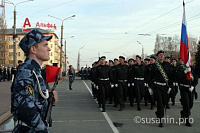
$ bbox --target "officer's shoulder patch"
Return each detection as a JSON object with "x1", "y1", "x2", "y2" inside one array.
[{"x1": 27, "y1": 84, "x2": 34, "y2": 96}]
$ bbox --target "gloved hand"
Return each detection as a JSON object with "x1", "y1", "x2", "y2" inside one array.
[
  {"x1": 148, "y1": 88, "x2": 153, "y2": 95},
  {"x1": 167, "y1": 88, "x2": 172, "y2": 94},
  {"x1": 144, "y1": 83, "x2": 147, "y2": 87},
  {"x1": 189, "y1": 86, "x2": 194, "y2": 92},
  {"x1": 173, "y1": 82, "x2": 176, "y2": 86},
  {"x1": 184, "y1": 67, "x2": 191, "y2": 74},
  {"x1": 175, "y1": 83, "x2": 178, "y2": 86},
  {"x1": 93, "y1": 84, "x2": 96, "y2": 88},
  {"x1": 111, "y1": 84, "x2": 114, "y2": 88},
  {"x1": 131, "y1": 83, "x2": 134, "y2": 86},
  {"x1": 115, "y1": 84, "x2": 118, "y2": 87},
  {"x1": 128, "y1": 83, "x2": 130, "y2": 87},
  {"x1": 91, "y1": 82, "x2": 94, "y2": 85},
  {"x1": 96, "y1": 86, "x2": 99, "y2": 90},
  {"x1": 146, "y1": 83, "x2": 149, "y2": 87}
]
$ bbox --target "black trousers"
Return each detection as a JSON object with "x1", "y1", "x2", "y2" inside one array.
[
  {"x1": 179, "y1": 86, "x2": 194, "y2": 118},
  {"x1": 91, "y1": 83, "x2": 97, "y2": 98},
  {"x1": 135, "y1": 80, "x2": 145, "y2": 104},
  {"x1": 98, "y1": 83, "x2": 110, "y2": 106},
  {"x1": 154, "y1": 84, "x2": 168, "y2": 118},
  {"x1": 113, "y1": 86, "x2": 119, "y2": 105},
  {"x1": 128, "y1": 86, "x2": 135, "y2": 104},
  {"x1": 118, "y1": 82, "x2": 128, "y2": 105}
]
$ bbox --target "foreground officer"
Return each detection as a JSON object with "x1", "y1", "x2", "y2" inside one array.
[
  {"x1": 148, "y1": 50, "x2": 172, "y2": 127},
  {"x1": 96, "y1": 56, "x2": 113, "y2": 112},
  {"x1": 11, "y1": 29, "x2": 58, "y2": 133}
]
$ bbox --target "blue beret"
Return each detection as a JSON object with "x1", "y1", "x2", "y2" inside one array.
[{"x1": 19, "y1": 29, "x2": 52, "y2": 53}]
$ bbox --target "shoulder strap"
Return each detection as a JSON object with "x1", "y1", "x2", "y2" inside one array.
[
  {"x1": 32, "y1": 70, "x2": 49, "y2": 99},
  {"x1": 155, "y1": 61, "x2": 169, "y2": 86}
]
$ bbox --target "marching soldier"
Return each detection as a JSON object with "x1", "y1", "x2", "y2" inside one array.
[
  {"x1": 132, "y1": 55, "x2": 146, "y2": 111},
  {"x1": 148, "y1": 50, "x2": 173, "y2": 127},
  {"x1": 112, "y1": 58, "x2": 119, "y2": 107},
  {"x1": 96, "y1": 56, "x2": 113, "y2": 112},
  {"x1": 11, "y1": 29, "x2": 58, "y2": 132},
  {"x1": 108, "y1": 60, "x2": 115, "y2": 104},
  {"x1": 143, "y1": 58, "x2": 150, "y2": 107},
  {"x1": 90, "y1": 61, "x2": 98, "y2": 99},
  {"x1": 147, "y1": 56, "x2": 157, "y2": 110},
  {"x1": 177, "y1": 58, "x2": 198, "y2": 127},
  {"x1": 115, "y1": 56, "x2": 129, "y2": 111},
  {"x1": 128, "y1": 58, "x2": 135, "y2": 107},
  {"x1": 171, "y1": 58, "x2": 179, "y2": 105}
]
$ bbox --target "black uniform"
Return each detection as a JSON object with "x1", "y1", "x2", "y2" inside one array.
[
  {"x1": 111, "y1": 65, "x2": 120, "y2": 107},
  {"x1": 128, "y1": 65, "x2": 135, "y2": 107},
  {"x1": 116, "y1": 63, "x2": 129, "y2": 111},
  {"x1": 90, "y1": 67, "x2": 98, "y2": 99},
  {"x1": 145, "y1": 64, "x2": 155, "y2": 109},
  {"x1": 96, "y1": 64, "x2": 113, "y2": 112},
  {"x1": 177, "y1": 64, "x2": 198, "y2": 126},
  {"x1": 170, "y1": 65, "x2": 179, "y2": 105},
  {"x1": 132, "y1": 63, "x2": 146, "y2": 111},
  {"x1": 148, "y1": 61, "x2": 172, "y2": 119}
]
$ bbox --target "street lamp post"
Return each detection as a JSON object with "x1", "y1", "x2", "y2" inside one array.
[
  {"x1": 48, "y1": 15, "x2": 75, "y2": 77},
  {"x1": 137, "y1": 41, "x2": 144, "y2": 60},
  {"x1": 5, "y1": 0, "x2": 33, "y2": 67},
  {"x1": 63, "y1": 36, "x2": 74, "y2": 76},
  {"x1": 77, "y1": 46, "x2": 85, "y2": 71}
]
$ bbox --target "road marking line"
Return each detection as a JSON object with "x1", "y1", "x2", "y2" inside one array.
[
  {"x1": 82, "y1": 80, "x2": 120, "y2": 133},
  {"x1": 53, "y1": 120, "x2": 106, "y2": 123}
]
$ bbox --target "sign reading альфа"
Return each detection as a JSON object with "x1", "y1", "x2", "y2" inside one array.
[{"x1": 23, "y1": 18, "x2": 57, "y2": 31}]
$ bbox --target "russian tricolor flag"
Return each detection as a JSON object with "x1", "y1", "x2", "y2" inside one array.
[{"x1": 180, "y1": 1, "x2": 191, "y2": 81}]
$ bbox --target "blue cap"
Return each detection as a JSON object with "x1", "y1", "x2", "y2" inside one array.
[{"x1": 19, "y1": 29, "x2": 52, "y2": 53}]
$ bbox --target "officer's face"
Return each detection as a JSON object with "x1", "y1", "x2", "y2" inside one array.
[
  {"x1": 119, "y1": 58, "x2": 124, "y2": 64},
  {"x1": 34, "y1": 40, "x2": 51, "y2": 62},
  {"x1": 157, "y1": 53, "x2": 165, "y2": 61},
  {"x1": 114, "y1": 60, "x2": 119, "y2": 65},
  {"x1": 136, "y1": 57, "x2": 141, "y2": 63},
  {"x1": 100, "y1": 58, "x2": 106, "y2": 64},
  {"x1": 144, "y1": 61, "x2": 150, "y2": 66},
  {"x1": 129, "y1": 60, "x2": 134, "y2": 65},
  {"x1": 172, "y1": 60, "x2": 177, "y2": 66},
  {"x1": 150, "y1": 59, "x2": 155, "y2": 64}
]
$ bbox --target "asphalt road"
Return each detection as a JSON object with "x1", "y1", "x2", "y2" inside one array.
[
  {"x1": 1, "y1": 78, "x2": 199, "y2": 133},
  {"x1": 50, "y1": 78, "x2": 200, "y2": 133}
]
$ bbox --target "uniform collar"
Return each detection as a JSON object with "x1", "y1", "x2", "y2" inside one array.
[{"x1": 25, "y1": 57, "x2": 41, "y2": 71}]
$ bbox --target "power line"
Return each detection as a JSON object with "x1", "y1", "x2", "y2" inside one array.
[
  {"x1": 114, "y1": 11, "x2": 200, "y2": 52},
  {"x1": 124, "y1": 0, "x2": 194, "y2": 34},
  {"x1": 7, "y1": 0, "x2": 75, "y2": 19}
]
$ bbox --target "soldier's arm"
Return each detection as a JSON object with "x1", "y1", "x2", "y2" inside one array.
[
  {"x1": 13, "y1": 70, "x2": 48, "y2": 132},
  {"x1": 148, "y1": 64, "x2": 155, "y2": 88},
  {"x1": 168, "y1": 64, "x2": 173, "y2": 88}
]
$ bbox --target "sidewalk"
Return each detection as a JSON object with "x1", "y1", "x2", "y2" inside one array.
[{"x1": 0, "y1": 81, "x2": 12, "y2": 124}]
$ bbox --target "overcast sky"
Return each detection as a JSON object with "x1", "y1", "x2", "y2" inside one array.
[{"x1": 4, "y1": 0, "x2": 200, "y2": 68}]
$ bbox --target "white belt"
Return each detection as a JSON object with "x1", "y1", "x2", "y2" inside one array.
[
  {"x1": 179, "y1": 84, "x2": 190, "y2": 88},
  {"x1": 154, "y1": 81, "x2": 167, "y2": 86},
  {"x1": 135, "y1": 78, "x2": 144, "y2": 80},
  {"x1": 99, "y1": 78, "x2": 109, "y2": 81}
]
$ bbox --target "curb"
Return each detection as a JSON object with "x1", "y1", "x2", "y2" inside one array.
[{"x1": 0, "y1": 111, "x2": 12, "y2": 125}]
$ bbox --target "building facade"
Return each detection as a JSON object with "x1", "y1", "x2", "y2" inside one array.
[{"x1": 0, "y1": 28, "x2": 68, "y2": 71}]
